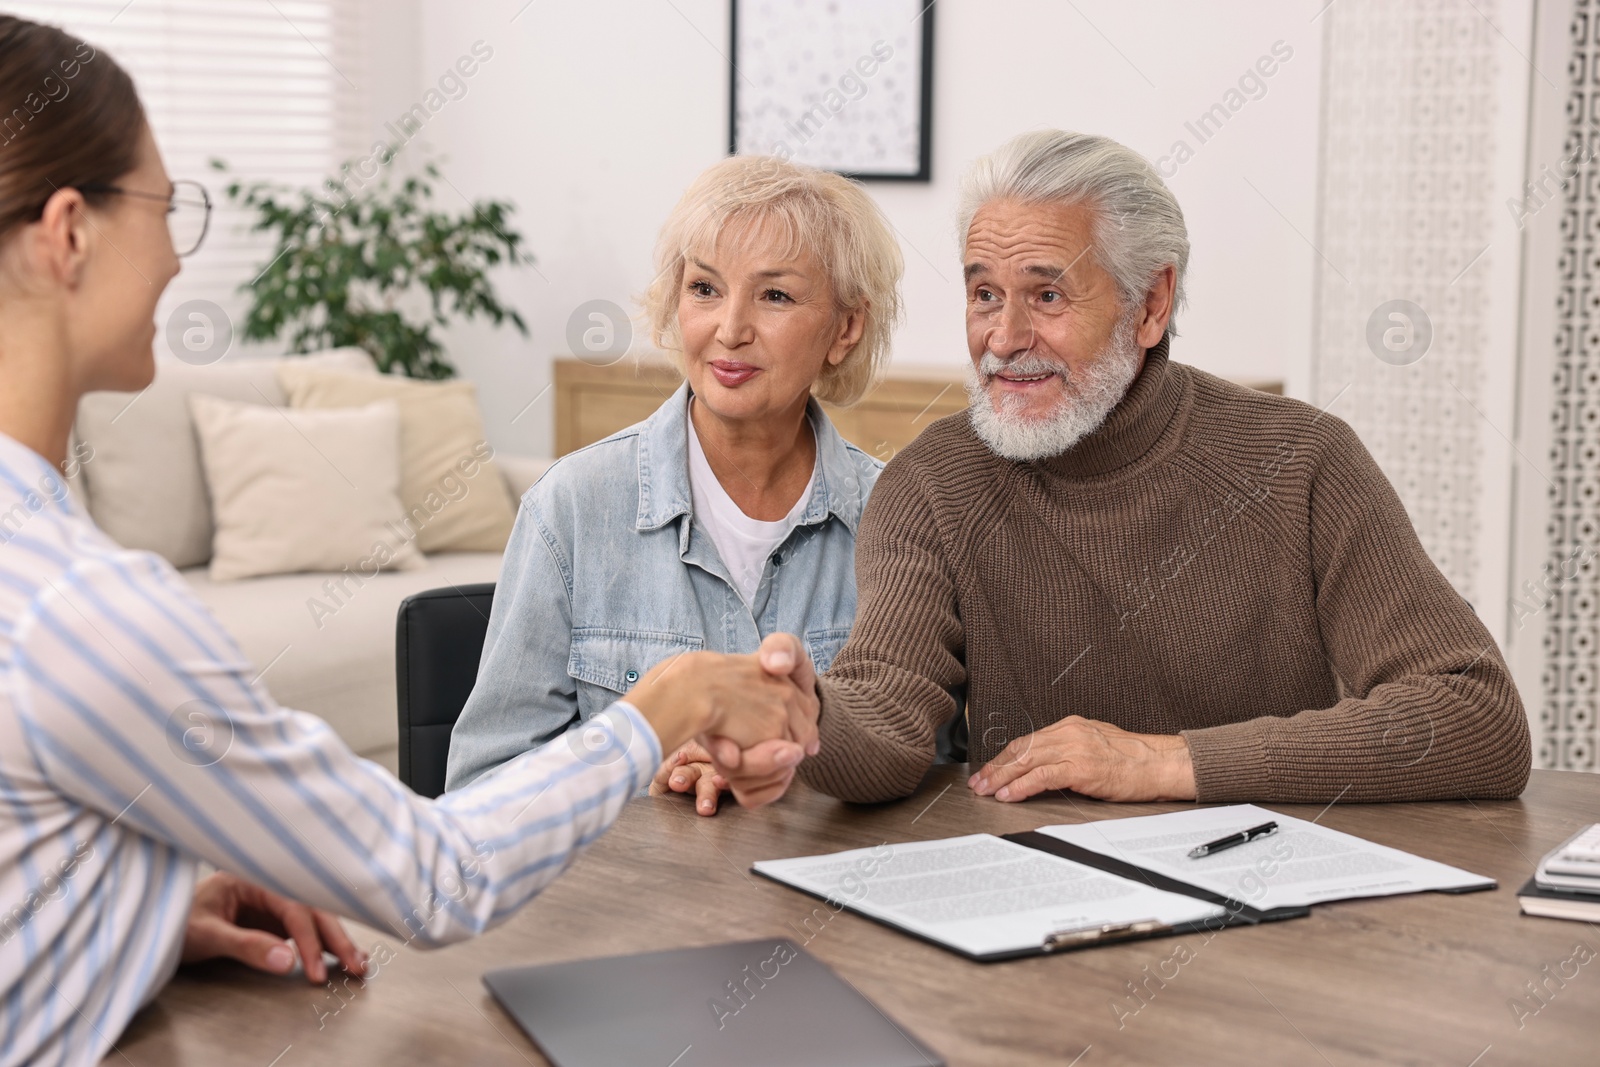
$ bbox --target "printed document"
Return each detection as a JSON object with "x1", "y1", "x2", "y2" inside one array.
[
  {"x1": 753, "y1": 834, "x2": 1227, "y2": 958},
  {"x1": 1040, "y1": 804, "x2": 1493, "y2": 910}
]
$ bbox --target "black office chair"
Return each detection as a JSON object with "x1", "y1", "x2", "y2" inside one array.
[{"x1": 395, "y1": 582, "x2": 495, "y2": 798}]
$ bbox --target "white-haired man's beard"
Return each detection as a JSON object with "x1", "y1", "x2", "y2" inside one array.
[{"x1": 965, "y1": 310, "x2": 1145, "y2": 462}]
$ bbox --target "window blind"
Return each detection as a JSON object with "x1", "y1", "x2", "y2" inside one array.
[{"x1": 4, "y1": 0, "x2": 370, "y2": 357}]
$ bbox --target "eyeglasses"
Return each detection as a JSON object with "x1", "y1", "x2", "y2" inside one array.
[{"x1": 76, "y1": 179, "x2": 213, "y2": 257}]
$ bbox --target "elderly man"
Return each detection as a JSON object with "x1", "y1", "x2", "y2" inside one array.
[{"x1": 730, "y1": 129, "x2": 1529, "y2": 808}]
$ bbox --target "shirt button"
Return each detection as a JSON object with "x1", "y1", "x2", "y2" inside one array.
[{"x1": 625, "y1": 669, "x2": 639, "y2": 684}]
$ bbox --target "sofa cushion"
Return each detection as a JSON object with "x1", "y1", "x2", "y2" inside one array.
[
  {"x1": 277, "y1": 366, "x2": 519, "y2": 553},
  {"x1": 183, "y1": 552, "x2": 505, "y2": 757},
  {"x1": 496, "y1": 454, "x2": 555, "y2": 500},
  {"x1": 189, "y1": 394, "x2": 424, "y2": 582},
  {"x1": 73, "y1": 347, "x2": 376, "y2": 569}
]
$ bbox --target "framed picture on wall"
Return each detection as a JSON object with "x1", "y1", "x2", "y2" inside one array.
[{"x1": 728, "y1": 0, "x2": 935, "y2": 182}]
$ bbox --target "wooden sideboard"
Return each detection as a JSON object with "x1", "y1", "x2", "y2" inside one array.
[{"x1": 552, "y1": 356, "x2": 1282, "y2": 460}]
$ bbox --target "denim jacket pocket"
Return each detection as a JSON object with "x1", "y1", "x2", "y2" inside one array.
[
  {"x1": 568, "y1": 628, "x2": 704, "y2": 707},
  {"x1": 804, "y1": 627, "x2": 853, "y2": 675}
]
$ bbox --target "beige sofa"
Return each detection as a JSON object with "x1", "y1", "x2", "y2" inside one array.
[{"x1": 69, "y1": 350, "x2": 547, "y2": 771}]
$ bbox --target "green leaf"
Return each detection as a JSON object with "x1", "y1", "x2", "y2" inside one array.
[{"x1": 219, "y1": 153, "x2": 533, "y2": 378}]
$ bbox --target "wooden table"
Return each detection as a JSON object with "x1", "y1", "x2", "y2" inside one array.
[{"x1": 113, "y1": 768, "x2": 1599, "y2": 1066}]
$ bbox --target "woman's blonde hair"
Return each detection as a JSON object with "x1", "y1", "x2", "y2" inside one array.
[{"x1": 641, "y1": 155, "x2": 904, "y2": 407}]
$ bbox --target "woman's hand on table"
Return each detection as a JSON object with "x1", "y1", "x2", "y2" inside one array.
[
  {"x1": 650, "y1": 735, "x2": 811, "y2": 814},
  {"x1": 642, "y1": 634, "x2": 821, "y2": 815},
  {"x1": 182, "y1": 871, "x2": 367, "y2": 984},
  {"x1": 651, "y1": 740, "x2": 728, "y2": 814}
]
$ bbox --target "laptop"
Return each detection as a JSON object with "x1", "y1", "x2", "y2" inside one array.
[{"x1": 482, "y1": 939, "x2": 945, "y2": 1066}]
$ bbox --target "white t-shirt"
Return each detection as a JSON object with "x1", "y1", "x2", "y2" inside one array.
[{"x1": 687, "y1": 415, "x2": 816, "y2": 607}]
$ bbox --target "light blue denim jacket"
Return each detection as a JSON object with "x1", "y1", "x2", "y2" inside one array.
[{"x1": 445, "y1": 383, "x2": 882, "y2": 789}]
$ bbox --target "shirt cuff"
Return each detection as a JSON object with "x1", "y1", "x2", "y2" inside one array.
[{"x1": 607, "y1": 700, "x2": 663, "y2": 794}]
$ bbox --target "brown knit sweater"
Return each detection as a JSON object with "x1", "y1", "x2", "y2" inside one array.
[{"x1": 802, "y1": 336, "x2": 1531, "y2": 805}]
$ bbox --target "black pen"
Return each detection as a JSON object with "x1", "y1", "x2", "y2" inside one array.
[{"x1": 1187, "y1": 820, "x2": 1278, "y2": 858}]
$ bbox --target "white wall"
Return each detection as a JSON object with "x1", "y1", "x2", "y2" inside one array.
[{"x1": 393, "y1": 0, "x2": 1326, "y2": 456}]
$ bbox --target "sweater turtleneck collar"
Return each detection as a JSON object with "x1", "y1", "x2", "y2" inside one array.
[{"x1": 1028, "y1": 331, "x2": 1184, "y2": 480}]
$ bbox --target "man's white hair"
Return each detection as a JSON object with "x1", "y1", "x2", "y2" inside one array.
[{"x1": 958, "y1": 129, "x2": 1190, "y2": 334}]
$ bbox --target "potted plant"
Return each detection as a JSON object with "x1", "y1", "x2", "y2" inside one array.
[{"x1": 219, "y1": 159, "x2": 533, "y2": 379}]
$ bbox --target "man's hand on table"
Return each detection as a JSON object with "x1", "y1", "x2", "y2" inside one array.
[
  {"x1": 646, "y1": 633, "x2": 819, "y2": 815},
  {"x1": 182, "y1": 872, "x2": 367, "y2": 984},
  {"x1": 970, "y1": 715, "x2": 1197, "y2": 802}
]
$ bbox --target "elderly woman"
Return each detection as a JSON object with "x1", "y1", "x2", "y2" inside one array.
[{"x1": 445, "y1": 155, "x2": 904, "y2": 811}]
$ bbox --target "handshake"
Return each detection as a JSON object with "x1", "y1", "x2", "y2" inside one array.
[{"x1": 622, "y1": 633, "x2": 819, "y2": 813}]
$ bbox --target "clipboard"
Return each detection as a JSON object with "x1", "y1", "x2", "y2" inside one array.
[{"x1": 752, "y1": 832, "x2": 1309, "y2": 964}]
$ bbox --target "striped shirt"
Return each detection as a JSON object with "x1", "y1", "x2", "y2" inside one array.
[{"x1": 0, "y1": 431, "x2": 661, "y2": 1067}]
